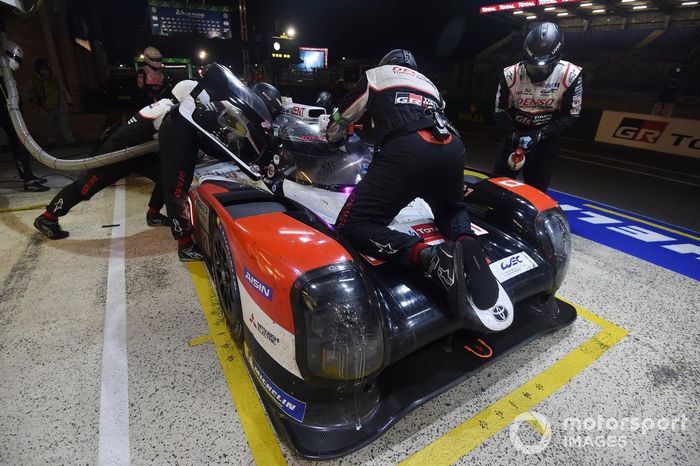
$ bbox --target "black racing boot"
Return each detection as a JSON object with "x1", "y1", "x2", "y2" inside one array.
[
  {"x1": 34, "y1": 215, "x2": 69, "y2": 239},
  {"x1": 178, "y1": 241, "x2": 204, "y2": 262},
  {"x1": 460, "y1": 236, "x2": 514, "y2": 333},
  {"x1": 24, "y1": 179, "x2": 49, "y2": 192},
  {"x1": 146, "y1": 211, "x2": 169, "y2": 227},
  {"x1": 419, "y1": 241, "x2": 469, "y2": 319}
]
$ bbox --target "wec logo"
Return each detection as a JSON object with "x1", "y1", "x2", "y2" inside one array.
[
  {"x1": 501, "y1": 255, "x2": 524, "y2": 270},
  {"x1": 243, "y1": 268, "x2": 273, "y2": 300},
  {"x1": 613, "y1": 118, "x2": 668, "y2": 144}
]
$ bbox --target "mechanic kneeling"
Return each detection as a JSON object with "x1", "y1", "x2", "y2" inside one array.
[{"x1": 326, "y1": 49, "x2": 513, "y2": 332}]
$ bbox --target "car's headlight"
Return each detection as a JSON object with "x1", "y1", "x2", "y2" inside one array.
[
  {"x1": 536, "y1": 208, "x2": 571, "y2": 290},
  {"x1": 293, "y1": 263, "x2": 384, "y2": 381}
]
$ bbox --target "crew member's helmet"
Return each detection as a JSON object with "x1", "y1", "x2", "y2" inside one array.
[
  {"x1": 143, "y1": 46, "x2": 163, "y2": 69},
  {"x1": 314, "y1": 90, "x2": 332, "y2": 109},
  {"x1": 251, "y1": 82, "x2": 283, "y2": 119},
  {"x1": 522, "y1": 22, "x2": 562, "y2": 83},
  {"x1": 5, "y1": 39, "x2": 23, "y2": 71},
  {"x1": 378, "y1": 49, "x2": 417, "y2": 70}
]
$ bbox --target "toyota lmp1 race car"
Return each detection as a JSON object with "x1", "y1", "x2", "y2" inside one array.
[{"x1": 187, "y1": 64, "x2": 577, "y2": 459}]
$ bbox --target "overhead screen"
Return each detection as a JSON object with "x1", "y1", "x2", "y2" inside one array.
[
  {"x1": 148, "y1": 1, "x2": 233, "y2": 39},
  {"x1": 295, "y1": 47, "x2": 328, "y2": 71}
]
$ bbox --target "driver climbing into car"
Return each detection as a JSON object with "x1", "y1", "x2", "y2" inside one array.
[
  {"x1": 325, "y1": 49, "x2": 513, "y2": 333},
  {"x1": 493, "y1": 22, "x2": 583, "y2": 192}
]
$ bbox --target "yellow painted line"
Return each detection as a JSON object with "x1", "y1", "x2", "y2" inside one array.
[
  {"x1": 186, "y1": 262, "x2": 287, "y2": 466},
  {"x1": 188, "y1": 334, "x2": 212, "y2": 347},
  {"x1": 463, "y1": 169, "x2": 489, "y2": 179},
  {"x1": 400, "y1": 300, "x2": 627, "y2": 466},
  {"x1": 583, "y1": 203, "x2": 700, "y2": 242},
  {"x1": 0, "y1": 203, "x2": 45, "y2": 213}
]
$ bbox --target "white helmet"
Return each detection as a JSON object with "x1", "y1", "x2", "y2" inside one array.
[
  {"x1": 171, "y1": 79, "x2": 211, "y2": 104},
  {"x1": 4, "y1": 39, "x2": 23, "y2": 71},
  {"x1": 143, "y1": 46, "x2": 162, "y2": 69}
]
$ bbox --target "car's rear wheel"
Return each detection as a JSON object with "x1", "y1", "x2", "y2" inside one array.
[{"x1": 211, "y1": 224, "x2": 244, "y2": 343}]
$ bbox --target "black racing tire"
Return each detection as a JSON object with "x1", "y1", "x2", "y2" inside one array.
[{"x1": 211, "y1": 222, "x2": 244, "y2": 344}]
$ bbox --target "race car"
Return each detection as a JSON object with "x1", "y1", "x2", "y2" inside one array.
[{"x1": 188, "y1": 65, "x2": 576, "y2": 459}]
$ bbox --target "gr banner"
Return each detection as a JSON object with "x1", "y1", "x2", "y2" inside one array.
[
  {"x1": 594, "y1": 111, "x2": 700, "y2": 158},
  {"x1": 148, "y1": 1, "x2": 233, "y2": 39}
]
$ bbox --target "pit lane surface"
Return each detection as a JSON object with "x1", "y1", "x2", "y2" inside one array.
[{"x1": 0, "y1": 152, "x2": 698, "y2": 464}]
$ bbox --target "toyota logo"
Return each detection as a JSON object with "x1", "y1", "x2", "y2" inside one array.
[{"x1": 493, "y1": 305, "x2": 509, "y2": 322}]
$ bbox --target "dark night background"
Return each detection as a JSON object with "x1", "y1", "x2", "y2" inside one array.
[{"x1": 95, "y1": 0, "x2": 512, "y2": 67}]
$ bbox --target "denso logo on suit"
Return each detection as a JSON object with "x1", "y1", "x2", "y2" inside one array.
[{"x1": 517, "y1": 97, "x2": 554, "y2": 108}]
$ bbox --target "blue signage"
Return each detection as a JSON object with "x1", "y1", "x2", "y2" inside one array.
[
  {"x1": 148, "y1": 1, "x2": 232, "y2": 39},
  {"x1": 549, "y1": 190, "x2": 699, "y2": 281}
]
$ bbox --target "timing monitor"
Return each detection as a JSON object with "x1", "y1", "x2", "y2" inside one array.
[{"x1": 295, "y1": 47, "x2": 328, "y2": 71}]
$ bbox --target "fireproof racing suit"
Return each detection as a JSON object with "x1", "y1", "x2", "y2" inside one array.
[
  {"x1": 327, "y1": 64, "x2": 473, "y2": 260},
  {"x1": 158, "y1": 102, "x2": 270, "y2": 240},
  {"x1": 44, "y1": 99, "x2": 174, "y2": 218},
  {"x1": 136, "y1": 65, "x2": 167, "y2": 104},
  {"x1": 493, "y1": 60, "x2": 583, "y2": 191}
]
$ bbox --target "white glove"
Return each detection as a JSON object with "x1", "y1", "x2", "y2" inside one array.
[{"x1": 318, "y1": 114, "x2": 331, "y2": 134}]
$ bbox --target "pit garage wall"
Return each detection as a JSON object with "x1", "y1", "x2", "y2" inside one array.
[
  {"x1": 5, "y1": 0, "x2": 110, "y2": 143},
  {"x1": 445, "y1": 100, "x2": 700, "y2": 159}
]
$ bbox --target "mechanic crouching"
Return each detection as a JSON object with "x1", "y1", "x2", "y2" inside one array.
[
  {"x1": 32, "y1": 80, "x2": 200, "y2": 239},
  {"x1": 325, "y1": 49, "x2": 513, "y2": 333},
  {"x1": 493, "y1": 22, "x2": 583, "y2": 192}
]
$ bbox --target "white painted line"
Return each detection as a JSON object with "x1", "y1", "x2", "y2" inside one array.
[
  {"x1": 98, "y1": 184, "x2": 130, "y2": 466},
  {"x1": 559, "y1": 155, "x2": 699, "y2": 187},
  {"x1": 559, "y1": 148, "x2": 700, "y2": 179}
]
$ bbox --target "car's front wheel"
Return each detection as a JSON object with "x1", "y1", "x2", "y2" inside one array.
[{"x1": 211, "y1": 223, "x2": 244, "y2": 343}]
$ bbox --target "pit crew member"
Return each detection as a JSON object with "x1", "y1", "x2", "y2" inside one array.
[
  {"x1": 325, "y1": 49, "x2": 513, "y2": 333},
  {"x1": 493, "y1": 22, "x2": 583, "y2": 192}
]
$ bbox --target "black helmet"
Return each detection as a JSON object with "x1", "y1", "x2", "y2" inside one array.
[
  {"x1": 251, "y1": 82, "x2": 283, "y2": 118},
  {"x1": 314, "y1": 90, "x2": 332, "y2": 109},
  {"x1": 522, "y1": 22, "x2": 563, "y2": 82},
  {"x1": 378, "y1": 49, "x2": 417, "y2": 70}
]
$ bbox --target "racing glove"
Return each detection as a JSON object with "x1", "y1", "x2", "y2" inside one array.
[
  {"x1": 318, "y1": 113, "x2": 330, "y2": 135},
  {"x1": 519, "y1": 131, "x2": 545, "y2": 151},
  {"x1": 518, "y1": 136, "x2": 534, "y2": 150}
]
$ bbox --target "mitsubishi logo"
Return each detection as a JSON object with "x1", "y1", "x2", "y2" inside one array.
[{"x1": 492, "y1": 305, "x2": 509, "y2": 322}]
